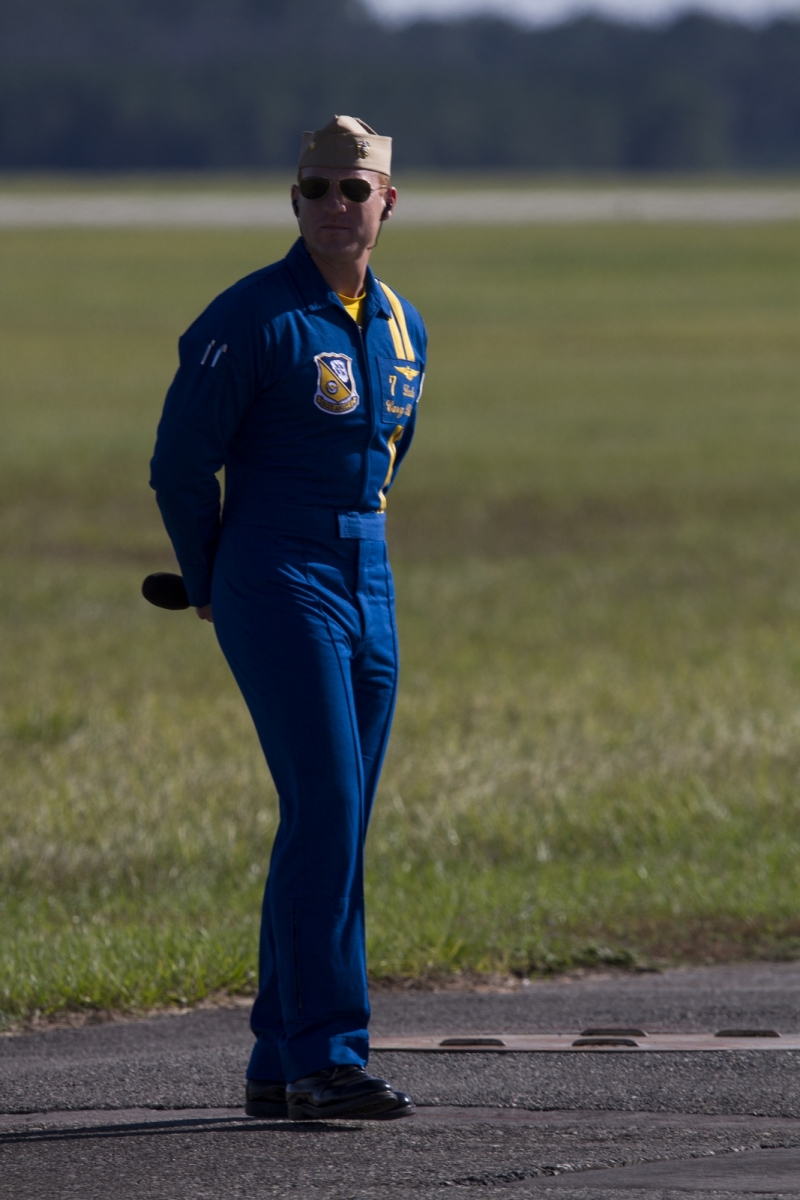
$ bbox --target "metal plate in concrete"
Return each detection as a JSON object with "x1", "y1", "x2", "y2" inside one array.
[{"x1": 372, "y1": 1032, "x2": 799, "y2": 1052}]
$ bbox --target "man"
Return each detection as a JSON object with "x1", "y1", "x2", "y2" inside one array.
[{"x1": 150, "y1": 116, "x2": 426, "y2": 1120}]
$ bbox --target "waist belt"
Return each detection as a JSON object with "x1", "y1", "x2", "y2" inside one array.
[{"x1": 226, "y1": 504, "x2": 386, "y2": 541}]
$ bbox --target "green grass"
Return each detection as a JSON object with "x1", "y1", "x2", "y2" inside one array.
[{"x1": 3, "y1": 220, "x2": 800, "y2": 1024}]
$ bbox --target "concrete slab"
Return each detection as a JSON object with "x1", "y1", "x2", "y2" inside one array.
[
  {"x1": 544, "y1": 1145, "x2": 800, "y2": 1191},
  {"x1": 4, "y1": 963, "x2": 800, "y2": 1198},
  {"x1": 369, "y1": 961, "x2": 800, "y2": 1037},
  {"x1": 4, "y1": 1037, "x2": 800, "y2": 1117},
  {"x1": 2, "y1": 1107, "x2": 800, "y2": 1199},
  {"x1": 369, "y1": 1049, "x2": 800, "y2": 1116}
]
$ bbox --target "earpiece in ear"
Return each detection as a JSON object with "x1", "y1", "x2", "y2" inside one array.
[
  {"x1": 292, "y1": 198, "x2": 299, "y2": 217},
  {"x1": 381, "y1": 198, "x2": 394, "y2": 220}
]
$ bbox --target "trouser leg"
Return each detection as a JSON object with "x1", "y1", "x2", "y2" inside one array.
[{"x1": 212, "y1": 530, "x2": 398, "y2": 1083}]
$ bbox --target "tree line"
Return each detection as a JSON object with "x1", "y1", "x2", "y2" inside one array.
[{"x1": 2, "y1": 0, "x2": 800, "y2": 170}]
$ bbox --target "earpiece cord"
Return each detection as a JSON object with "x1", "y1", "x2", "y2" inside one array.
[{"x1": 367, "y1": 200, "x2": 393, "y2": 251}]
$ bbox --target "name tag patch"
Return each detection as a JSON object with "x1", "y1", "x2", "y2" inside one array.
[{"x1": 379, "y1": 357, "x2": 421, "y2": 423}]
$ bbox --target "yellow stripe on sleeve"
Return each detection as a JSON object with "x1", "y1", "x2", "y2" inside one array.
[{"x1": 379, "y1": 282, "x2": 415, "y2": 360}]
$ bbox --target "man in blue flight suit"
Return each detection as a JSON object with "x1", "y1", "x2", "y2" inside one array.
[{"x1": 150, "y1": 116, "x2": 426, "y2": 1121}]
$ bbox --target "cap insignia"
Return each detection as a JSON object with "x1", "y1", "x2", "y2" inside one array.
[{"x1": 356, "y1": 139, "x2": 370, "y2": 159}]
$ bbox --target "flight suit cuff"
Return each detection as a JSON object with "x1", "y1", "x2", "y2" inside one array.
[{"x1": 180, "y1": 564, "x2": 213, "y2": 609}]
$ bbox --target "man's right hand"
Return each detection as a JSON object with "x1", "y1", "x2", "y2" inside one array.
[{"x1": 196, "y1": 605, "x2": 213, "y2": 623}]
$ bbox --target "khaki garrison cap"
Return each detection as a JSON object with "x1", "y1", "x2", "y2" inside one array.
[{"x1": 299, "y1": 115, "x2": 392, "y2": 175}]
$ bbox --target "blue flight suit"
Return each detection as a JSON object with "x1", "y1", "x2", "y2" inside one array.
[{"x1": 150, "y1": 238, "x2": 426, "y2": 1084}]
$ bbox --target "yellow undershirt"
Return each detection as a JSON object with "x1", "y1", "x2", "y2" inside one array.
[{"x1": 337, "y1": 291, "x2": 366, "y2": 329}]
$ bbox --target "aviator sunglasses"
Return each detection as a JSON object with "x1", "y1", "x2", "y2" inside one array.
[{"x1": 298, "y1": 176, "x2": 385, "y2": 203}]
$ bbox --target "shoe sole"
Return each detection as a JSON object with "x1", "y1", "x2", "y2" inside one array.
[
  {"x1": 244, "y1": 1100, "x2": 290, "y2": 1119},
  {"x1": 368, "y1": 1102, "x2": 416, "y2": 1120},
  {"x1": 287, "y1": 1093, "x2": 415, "y2": 1121}
]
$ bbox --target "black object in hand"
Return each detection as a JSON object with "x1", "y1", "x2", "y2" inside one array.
[{"x1": 142, "y1": 572, "x2": 190, "y2": 610}]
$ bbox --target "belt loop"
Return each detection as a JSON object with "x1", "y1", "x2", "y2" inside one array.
[{"x1": 337, "y1": 511, "x2": 387, "y2": 541}]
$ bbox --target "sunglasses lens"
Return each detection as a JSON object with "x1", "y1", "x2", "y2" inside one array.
[
  {"x1": 340, "y1": 178, "x2": 373, "y2": 203},
  {"x1": 298, "y1": 177, "x2": 376, "y2": 203},
  {"x1": 298, "y1": 177, "x2": 330, "y2": 200}
]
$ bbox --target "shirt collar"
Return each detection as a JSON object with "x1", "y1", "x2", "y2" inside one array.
[{"x1": 284, "y1": 238, "x2": 392, "y2": 320}]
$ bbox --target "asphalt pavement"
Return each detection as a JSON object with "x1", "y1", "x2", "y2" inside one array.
[
  {"x1": 3, "y1": 961, "x2": 800, "y2": 1198},
  {"x1": 2, "y1": 189, "x2": 800, "y2": 227}
]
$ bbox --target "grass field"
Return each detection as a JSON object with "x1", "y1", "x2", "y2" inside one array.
[{"x1": 2, "y1": 218, "x2": 800, "y2": 1024}]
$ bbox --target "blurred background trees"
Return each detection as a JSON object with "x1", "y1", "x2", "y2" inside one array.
[{"x1": 1, "y1": 0, "x2": 799, "y2": 170}]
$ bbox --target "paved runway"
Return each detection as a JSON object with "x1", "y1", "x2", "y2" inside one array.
[
  {"x1": 3, "y1": 962, "x2": 800, "y2": 1197},
  {"x1": 2, "y1": 189, "x2": 800, "y2": 227}
]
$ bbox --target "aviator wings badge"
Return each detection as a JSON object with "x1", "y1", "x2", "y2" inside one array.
[{"x1": 314, "y1": 352, "x2": 360, "y2": 415}]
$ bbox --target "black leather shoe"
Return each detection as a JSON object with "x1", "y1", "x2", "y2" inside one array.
[
  {"x1": 286, "y1": 1065, "x2": 415, "y2": 1120},
  {"x1": 245, "y1": 1079, "x2": 288, "y2": 1118}
]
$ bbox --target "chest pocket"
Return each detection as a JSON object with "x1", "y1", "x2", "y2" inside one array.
[{"x1": 377, "y1": 356, "x2": 422, "y2": 425}]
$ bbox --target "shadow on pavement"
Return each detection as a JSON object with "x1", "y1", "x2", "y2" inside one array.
[{"x1": 0, "y1": 1114, "x2": 359, "y2": 1146}]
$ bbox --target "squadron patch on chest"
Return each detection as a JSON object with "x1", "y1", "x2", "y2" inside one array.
[{"x1": 313, "y1": 353, "x2": 360, "y2": 415}]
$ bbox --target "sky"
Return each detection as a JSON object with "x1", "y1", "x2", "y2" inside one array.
[{"x1": 365, "y1": 0, "x2": 800, "y2": 24}]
